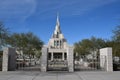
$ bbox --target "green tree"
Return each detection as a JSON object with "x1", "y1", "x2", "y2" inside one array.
[
  {"x1": 0, "y1": 22, "x2": 9, "y2": 50},
  {"x1": 74, "y1": 39, "x2": 93, "y2": 60},
  {"x1": 108, "y1": 25, "x2": 120, "y2": 57},
  {"x1": 8, "y1": 32, "x2": 44, "y2": 59},
  {"x1": 74, "y1": 37, "x2": 106, "y2": 60},
  {"x1": 105, "y1": 40, "x2": 120, "y2": 57},
  {"x1": 24, "y1": 32, "x2": 43, "y2": 60},
  {"x1": 112, "y1": 25, "x2": 120, "y2": 42}
]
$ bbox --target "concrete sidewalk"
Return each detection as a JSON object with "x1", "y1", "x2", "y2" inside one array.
[{"x1": 0, "y1": 71, "x2": 120, "y2": 80}]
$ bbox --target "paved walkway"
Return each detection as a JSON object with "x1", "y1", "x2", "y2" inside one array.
[{"x1": 0, "y1": 71, "x2": 120, "y2": 80}]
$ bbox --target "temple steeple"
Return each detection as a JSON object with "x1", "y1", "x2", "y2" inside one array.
[
  {"x1": 52, "y1": 14, "x2": 63, "y2": 38},
  {"x1": 54, "y1": 13, "x2": 61, "y2": 35},
  {"x1": 56, "y1": 13, "x2": 60, "y2": 27}
]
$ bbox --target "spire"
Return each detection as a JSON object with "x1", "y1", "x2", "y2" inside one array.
[
  {"x1": 52, "y1": 13, "x2": 62, "y2": 38},
  {"x1": 56, "y1": 13, "x2": 60, "y2": 26},
  {"x1": 54, "y1": 13, "x2": 61, "y2": 35}
]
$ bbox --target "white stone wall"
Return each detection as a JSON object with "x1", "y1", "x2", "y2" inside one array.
[
  {"x1": 2, "y1": 47, "x2": 16, "y2": 71},
  {"x1": 67, "y1": 46, "x2": 74, "y2": 72},
  {"x1": 2, "y1": 48, "x2": 9, "y2": 71},
  {"x1": 100, "y1": 48, "x2": 113, "y2": 72},
  {"x1": 41, "y1": 47, "x2": 48, "y2": 72}
]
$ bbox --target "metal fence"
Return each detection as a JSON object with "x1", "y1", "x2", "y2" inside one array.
[
  {"x1": 16, "y1": 54, "x2": 41, "y2": 71},
  {"x1": 74, "y1": 54, "x2": 104, "y2": 71}
]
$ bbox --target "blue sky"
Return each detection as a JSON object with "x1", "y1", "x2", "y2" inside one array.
[{"x1": 0, "y1": 0, "x2": 120, "y2": 45}]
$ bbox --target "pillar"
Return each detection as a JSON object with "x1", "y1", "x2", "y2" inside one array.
[
  {"x1": 2, "y1": 48, "x2": 8, "y2": 71},
  {"x1": 59, "y1": 40, "x2": 60, "y2": 48},
  {"x1": 61, "y1": 40, "x2": 63, "y2": 48},
  {"x1": 51, "y1": 52, "x2": 53, "y2": 61},
  {"x1": 62, "y1": 53, "x2": 64, "y2": 60},
  {"x1": 100, "y1": 47, "x2": 113, "y2": 72},
  {"x1": 41, "y1": 46, "x2": 48, "y2": 72},
  {"x1": 2, "y1": 47, "x2": 16, "y2": 71},
  {"x1": 67, "y1": 46, "x2": 74, "y2": 72}
]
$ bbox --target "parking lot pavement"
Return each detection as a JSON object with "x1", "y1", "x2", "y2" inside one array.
[{"x1": 0, "y1": 71, "x2": 120, "y2": 80}]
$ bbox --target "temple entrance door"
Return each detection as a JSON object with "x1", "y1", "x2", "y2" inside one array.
[
  {"x1": 47, "y1": 53, "x2": 68, "y2": 71},
  {"x1": 53, "y1": 53, "x2": 62, "y2": 60}
]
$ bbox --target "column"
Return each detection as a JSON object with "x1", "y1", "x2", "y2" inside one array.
[
  {"x1": 2, "y1": 48, "x2": 9, "y2": 71},
  {"x1": 62, "y1": 53, "x2": 64, "y2": 60},
  {"x1": 61, "y1": 40, "x2": 63, "y2": 48},
  {"x1": 41, "y1": 46, "x2": 48, "y2": 72},
  {"x1": 51, "y1": 52, "x2": 53, "y2": 61},
  {"x1": 60, "y1": 40, "x2": 61, "y2": 48},
  {"x1": 67, "y1": 46, "x2": 74, "y2": 72}
]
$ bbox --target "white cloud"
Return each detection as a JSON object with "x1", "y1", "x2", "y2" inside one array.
[{"x1": 0, "y1": 0, "x2": 37, "y2": 21}]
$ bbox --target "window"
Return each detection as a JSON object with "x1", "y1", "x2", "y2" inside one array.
[
  {"x1": 64, "y1": 53, "x2": 67, "y2": 60},
  {"x1": 48, "y1": 53, "x2": 51, "y2": 60},
  {"x1": 60, "y1": 40, "x2": 62, "y2": 47},
  {"x1": 57, "y1": 40, "x2": 59, "y2": 46},
  {"x1": 54, "y1": 40, "x2": 56, "y2": 47}
]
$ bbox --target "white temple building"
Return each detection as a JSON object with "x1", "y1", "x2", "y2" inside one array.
[{"x1": 41, "y1": 14, "x2": 74, "y2": 72}]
